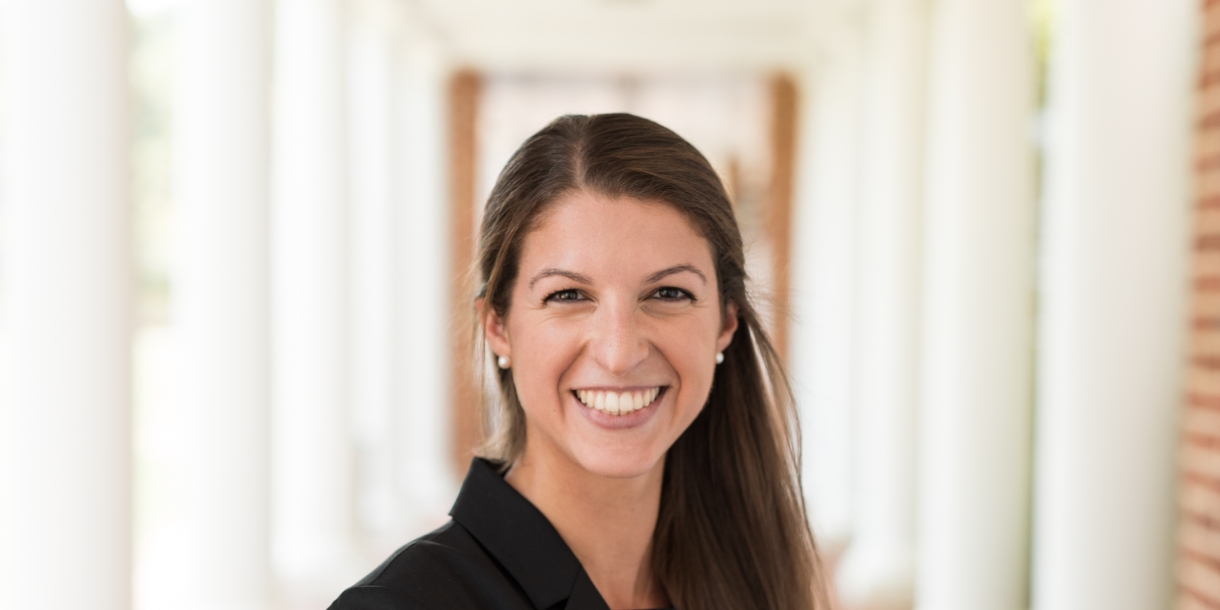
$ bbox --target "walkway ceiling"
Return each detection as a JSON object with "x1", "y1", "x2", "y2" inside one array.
[{"x1": 409, "y1": 0, "x2": 833, "y2": 73}]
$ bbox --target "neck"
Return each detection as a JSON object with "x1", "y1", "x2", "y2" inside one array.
[{"x1": 505, "y1": 447, "x2": 668, "y2": 610}]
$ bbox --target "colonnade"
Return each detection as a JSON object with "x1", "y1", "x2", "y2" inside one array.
[
  {"x1": 832, "y1": 0, "x2": 926, "y2": 604},
  {"x1": 0, "y1": 2, "x2": 133, "y2": 609},
  {"x1": 0, "y1": 0, "x2": 454, "y2": 608},
  {"x1": 173, "y1": 1, "x2": 273, "y2": 608},
  {"x1": 791, "y1": 0, "x2": 1195, "y2": 608},
  {"x1": 1031, "y1": 0, "x2": 1194, "y2": 607},
  {"x1": 269, "y1": 0, "x2": 358, "y2": 593},
  {"x1": 0, "y1": 0, "x2": 1199, "y2": 608},
  {"x1": 790, "y1": 15, "x2": 863, "y2": 556},
  {"x1": 916, "y1": 0, "x2": 1036, "y2": 608}
]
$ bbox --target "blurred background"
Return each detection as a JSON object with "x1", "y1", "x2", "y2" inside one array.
[{"x1": 0, "y1": 0, "x2": 1207, "y2": 609}]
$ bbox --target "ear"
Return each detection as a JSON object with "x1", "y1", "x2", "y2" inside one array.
[
  {"x1": 716, "y1": 300, "x2": 739, "y2": 354},
  {"x1": 478, "y1": 298, "x2": 512, "y2": 360}
]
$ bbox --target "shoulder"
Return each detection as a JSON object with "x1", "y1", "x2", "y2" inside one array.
[{"x1": 328, "y1": 521, "x2": 532, "y2": 610}]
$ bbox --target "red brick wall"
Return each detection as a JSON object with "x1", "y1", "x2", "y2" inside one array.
[{"x1": 1178, "y1": 3, "x2": 1220, "y2": 608}]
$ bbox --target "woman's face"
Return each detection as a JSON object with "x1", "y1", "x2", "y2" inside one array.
[{"x1": 484, "y1": 191, "x2": 737, "y2": 479}]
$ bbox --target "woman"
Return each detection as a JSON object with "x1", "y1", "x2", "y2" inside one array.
[{"x1": 330, "y1": 113, "x2": 828, "y2": 609}]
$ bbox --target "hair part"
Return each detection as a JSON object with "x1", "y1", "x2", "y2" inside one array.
[{"x1": 474, "y1": 113, "x2": 828, "y2": 609}]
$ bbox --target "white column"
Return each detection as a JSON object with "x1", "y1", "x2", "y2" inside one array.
[
  {"x1": 0, "y1": 2, "x2": 131, "y2": 609},
  {"x1": 172, "y1": 2, "x2": 273, "y2": 609},
  {"x1": 270, "y1": 0, "x2": 359, "y2": 593},
  {"x1": 348, "y1": 0, "x2": 401, "y2": 543},
  {"x1": 1032, "y1": 0, "x2": 1195, "y2": 608},
  {"x1": 394, "y1": 31, "x2": 458, "y2": 534},
  {"x1": 916, "y1": 1, "x2": 1036, "y2": 608},
  {"x1": 835, "y1": 0, "x2": 927, "y2": 606},
  {"x1": 790, "y1": 23, "x2": 864, "y2": 553}
]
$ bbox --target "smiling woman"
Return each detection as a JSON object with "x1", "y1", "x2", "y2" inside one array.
[
  {"x1": 488, "y1": 194, "x2": 736, "y2": 484},
  {"x1": 329, "y1": 114, "x2": 828, "y2": 609}
]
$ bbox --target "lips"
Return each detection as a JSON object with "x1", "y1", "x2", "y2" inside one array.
[{"x1": 573, "y1": 387, "x2": 663, "y2": 416}]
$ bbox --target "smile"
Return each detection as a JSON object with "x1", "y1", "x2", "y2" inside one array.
[{"x1": 573, "y1": 387, "x2": 664, "y2": 416}]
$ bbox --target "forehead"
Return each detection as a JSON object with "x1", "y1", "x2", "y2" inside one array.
[{"x1": 517, "y1": 191, "x2": 714, "y2": 278}]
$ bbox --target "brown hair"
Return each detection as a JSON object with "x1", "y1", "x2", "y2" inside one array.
[{"x1": 475, "y1": 113, "x2": 827, "y2": 609}]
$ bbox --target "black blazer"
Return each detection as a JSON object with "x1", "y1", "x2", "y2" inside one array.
[{"x1": 329, "y1": 458, "x2": 616, "y2": 610}]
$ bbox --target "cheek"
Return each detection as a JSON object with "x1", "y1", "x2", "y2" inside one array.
[
  {"x1": 507, "y1": 319, "x2": 581, "y2": 407},
  {"x1": 656, "y1": 316, "x2": 721, "y2": 394}
]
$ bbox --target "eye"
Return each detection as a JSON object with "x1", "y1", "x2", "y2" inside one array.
[
  {"x1": 544, "y1": 288, "x2": 585, "y2": 303},
  {"x1": 651, "y1": 286, "x2": 694, "y2": 302}
]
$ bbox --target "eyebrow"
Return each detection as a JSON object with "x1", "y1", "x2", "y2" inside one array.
[
  {"x1": 646, "y1": 264, "x2": 707, "y2": 285},
  {"x1": 529, "y1": 268, "x2": 593, "y2": 290},
  {"x1": 528, "y1": 264, "x2": 708, "y2": 290}
]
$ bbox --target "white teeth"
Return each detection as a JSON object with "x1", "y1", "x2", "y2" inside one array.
[{"x1": 574, "y1": 387, "x2": 663, "y2": 416}]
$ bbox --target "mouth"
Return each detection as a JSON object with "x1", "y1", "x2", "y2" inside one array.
[{"x1": 572, "y1": 386, "x2": 666, "y2": 416}]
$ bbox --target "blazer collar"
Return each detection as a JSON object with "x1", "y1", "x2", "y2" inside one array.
[{"x1": 450, "y1": 458, "x2": 610, "y2": 610}]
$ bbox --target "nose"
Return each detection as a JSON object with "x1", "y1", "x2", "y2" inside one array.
[{"x1": 591, "y1": 298, "x2": 649, "y2": 375}]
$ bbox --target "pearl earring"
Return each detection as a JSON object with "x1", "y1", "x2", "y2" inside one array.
[
  {"x1": 497, "y1": 355, "x2": 510, "y2": 369},
  {"x1": 715, "y1": 352, "x2": 724, "y2": 365}
]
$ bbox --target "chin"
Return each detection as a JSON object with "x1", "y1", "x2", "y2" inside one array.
[{"x1": 573, "y1": 444, "x2": 666, "y2": 480}]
